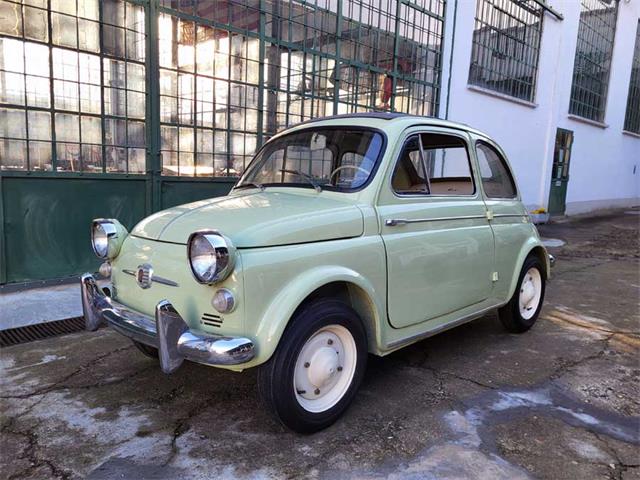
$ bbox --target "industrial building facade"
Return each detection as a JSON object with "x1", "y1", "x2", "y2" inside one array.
[{"x1": 0, "y1": 0, "x2": 638, "y2": 284}]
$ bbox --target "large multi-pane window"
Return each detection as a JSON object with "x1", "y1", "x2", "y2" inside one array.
[
  {"x1": 1, "y1": 0, "x2": 446, "y2": 177},
  {"x1": 468, "y1": 0, "x2": 543, "y2": 102},
  {"x1": 568, "y1": 0, "x2": 618, "y2": 122},
  {"x1": 624, "y1": 21, "x2": 640, "y2": 134},
  {"x1": 0, "y1": 0, "x2": 146, "y2": 172}
]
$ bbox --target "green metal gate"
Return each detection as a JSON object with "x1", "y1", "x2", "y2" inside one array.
[
  {"x1": 547, "y1": 128, "x2": 573, "y2": 216},
  {"x1": 0, "y1": 0, "x2": 446, "y2": 284}
]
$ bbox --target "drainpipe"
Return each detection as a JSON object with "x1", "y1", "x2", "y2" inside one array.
[{"x1": 444, "y1": 0, "x2": 458, "y2": 120}]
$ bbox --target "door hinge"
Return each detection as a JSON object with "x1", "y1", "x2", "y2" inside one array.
[
  {"x1": 486, "y1": 210, "x2": 494, "y2": 221},
  {"x1": 491, "y1": 272, "x2": 499, "y2": 282}
]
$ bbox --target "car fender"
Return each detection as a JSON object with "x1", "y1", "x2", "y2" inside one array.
[
  {"x1": 507, "y1": 238, "x2": 550, "y2": 300},
  {"x1": 252, "y1": 265, "x2": 384, "y2": 364}
]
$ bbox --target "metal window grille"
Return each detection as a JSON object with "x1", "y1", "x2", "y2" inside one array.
[
  {"x1": 0, "y1": 0, "x2": 147, "y2": 173},
  {"x1": 568, "y1": 0, "x2": 618, "y2": 122},
  {"x1": 1, "y1": 0, "x2": 446, "y2": 177},
  {"x1": 468, "y1": 0, "x2": 543, "y2": 102},
  {"x1": 623, "y1": 21, "x2": 640, "y2": 134}
]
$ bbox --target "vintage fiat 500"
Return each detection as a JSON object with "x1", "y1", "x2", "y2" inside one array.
[{"x1": 81, "y1": 113, "x2": 552, "y2": 433}]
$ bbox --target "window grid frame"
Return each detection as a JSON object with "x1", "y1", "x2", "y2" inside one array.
[
  {"x1": 568, "y1": 0, "x2": 619, "y2": 123},
  {"x1": 623, "y1": 21, "x2": 640, "y2": 134}
]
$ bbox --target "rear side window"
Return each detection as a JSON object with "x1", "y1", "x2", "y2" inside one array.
[
  {"x1": 476, "y1": 141, "x2": 517, "y2": 198},
  {"x1": 392, "y1": 133, "x2": 475, "y2": 196}
]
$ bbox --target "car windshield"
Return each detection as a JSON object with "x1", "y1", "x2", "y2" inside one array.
[{"x1": 236, "y1": 128, "x2": 384, "y2": 192}]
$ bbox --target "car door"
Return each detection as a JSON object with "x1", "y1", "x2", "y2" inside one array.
[
  {"x1": 474, "y1": 136, "x2": 531, "y2": 301},
  {"x1": 377, "y1": 127, "x2": 495, "y2": 329}
]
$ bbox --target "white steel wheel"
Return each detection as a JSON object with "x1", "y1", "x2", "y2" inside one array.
[
  {"x1": 519, "y1": 267, "x2": 542, "y2": 320},
  {"x1": 293, "y1": 324, "x2": 357, "y2": 413}
]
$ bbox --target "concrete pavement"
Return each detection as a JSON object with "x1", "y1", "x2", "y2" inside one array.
[{"x1": 1, "y1": 210, "x2": 638, "y2": 479}]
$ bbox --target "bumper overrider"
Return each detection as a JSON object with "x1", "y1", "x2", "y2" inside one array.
[{"x1": 80, "y1": 274, "x2": 255, "y2": 373}]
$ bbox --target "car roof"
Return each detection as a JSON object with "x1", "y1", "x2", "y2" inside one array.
[{"x1": 287, "y1": 113, "x2": 491, "y2": 139}]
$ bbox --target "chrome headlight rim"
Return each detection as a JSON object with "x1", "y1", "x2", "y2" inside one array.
[
  {"x1": 91, "y1": 219, "x2": 124, "y2": 260},
  {"x1": 187, "y1": 230, "x2": 237, "y2": 285}
]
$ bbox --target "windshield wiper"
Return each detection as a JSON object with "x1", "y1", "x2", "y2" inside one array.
[
  {"x1": 234, "y1": 181, "x2": 265, "y2": 191},
  {"x1": 279, "y1": 169, "x2": 322, "y2": 192}
]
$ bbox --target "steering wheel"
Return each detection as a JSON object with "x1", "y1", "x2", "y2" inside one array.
[{"x1": 329, "y1": 165, "x2": 369, "y2": 183}]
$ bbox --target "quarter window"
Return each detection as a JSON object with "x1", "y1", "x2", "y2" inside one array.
[
  {"x1": 392, "y1": 133, "x2": 475, "y2": 196},
  {"x1": 476, "y1": 141, "x2": 517, "y2": 198}
]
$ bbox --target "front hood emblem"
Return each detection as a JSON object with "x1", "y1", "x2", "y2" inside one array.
[
  {"x1": 122, "y1": 266, "x2": 179, "y2": 288},
  {"x1": 135, "y1": 263, "x2": 153, "y2": 289}
]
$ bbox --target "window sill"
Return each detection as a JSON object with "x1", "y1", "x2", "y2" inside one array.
[
  {"x1": 567, "y1": 114, "x2": 608, "y2": 129},
  {"x1": 466, "y1": 85, "x2": 538, "y2": 108},
  {"x1": 622, "y1": 129, "x2": 640, "y2": 139}
]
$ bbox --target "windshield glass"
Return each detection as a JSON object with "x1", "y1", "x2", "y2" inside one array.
[{"x1": 237, "y1": 128, "x2": 384, "y2": 192}]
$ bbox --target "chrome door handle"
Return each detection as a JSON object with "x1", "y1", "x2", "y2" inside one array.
[{"x1": 385, "y1": 219, "x2": 408, "y2": 227}]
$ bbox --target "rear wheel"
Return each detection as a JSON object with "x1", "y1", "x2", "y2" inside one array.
[
  {"x1": 499, "y1": 255, "x2": 546, "y2": 333},
  {"x1": 132, "y1": 340, "x2": 158, "y2": 358},
  {"x1": 257, "y1": 298, "x2": 367, "y2": 433}
]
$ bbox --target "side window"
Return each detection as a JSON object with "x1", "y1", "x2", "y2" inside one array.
[
  {"x1": 475, "y1": 142, "x2": 517, "y2": 198},
  {"x1": 391, "y1": 133, "x2": 474, "y2": 195}
]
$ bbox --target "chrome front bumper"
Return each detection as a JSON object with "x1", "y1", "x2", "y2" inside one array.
[{"x1": 81, "y1": 274, "x2": 254, "y2": 373}]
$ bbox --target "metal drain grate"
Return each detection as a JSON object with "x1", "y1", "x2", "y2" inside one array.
[{"x1": 0, "y1": 317, "x2": 86, "y2": 347}]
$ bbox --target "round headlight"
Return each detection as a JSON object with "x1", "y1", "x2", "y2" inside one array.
[
  {"x1": 187, "y1": 231, "x2": 236, "y2": 284},
  {"x1": 91, "y1": 219, "x2": 127, "y2": 259}
]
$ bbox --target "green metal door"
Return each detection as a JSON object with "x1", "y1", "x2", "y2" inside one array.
[{"x1": 548, "y1": 128, "x2": 573, "y2": 216}]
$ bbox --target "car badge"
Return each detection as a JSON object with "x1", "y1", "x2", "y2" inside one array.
[{"x1": 135, "y1": 263, "x2": 154, "y2": 289}]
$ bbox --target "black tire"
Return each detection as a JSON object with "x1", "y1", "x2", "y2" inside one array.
[
  {"x1": 257, "y1": 298, "x2": 368, "y2": 434},
  {"x1": 499, "y1": 255, "x2": 546, "y2": 333},
  {"x1": 132, "y1": 340, "x2": 159, "y2": 358}
]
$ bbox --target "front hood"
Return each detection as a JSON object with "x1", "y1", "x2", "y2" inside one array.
[{"x1": 131, "y1": 190, "x2": 364, "y2": 247}]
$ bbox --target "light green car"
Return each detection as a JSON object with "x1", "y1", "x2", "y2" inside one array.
[{"x1": 81, "y1": 113, "x2": 552, "y2": 433}]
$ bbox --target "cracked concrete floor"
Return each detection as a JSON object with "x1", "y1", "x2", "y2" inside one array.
[{"x1": 1, "y1": 210, "x2": 639, "y2": 480}]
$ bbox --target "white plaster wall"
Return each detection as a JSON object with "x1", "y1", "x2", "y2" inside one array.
[{"x1": 439, "y1": 0, "x2": 640, "y2": 214}]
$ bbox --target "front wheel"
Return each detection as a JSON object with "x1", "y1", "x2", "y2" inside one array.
[
  {"x1": 257, "y1": 299, "x2": 367, "y2": 433},
  {"x1": 499, "y1": 255, "x2": 546, "y2": 333}
]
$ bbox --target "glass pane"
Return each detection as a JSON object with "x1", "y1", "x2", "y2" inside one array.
[
  {"x1": 29, "y1": 141, "x2": 52, "y2": 171},
  {"x1": 25, "y1": 43, "x2": 50, "y2": 77},
  {"x1": 80, "y1": 84, "x2": 101, "y2": 113},
  {"x1": 52, "y1": 13, "x2": 77, "y2": 48},
  {"x1": 104, "y1": 88, "x2": 126, "y2": 116},
  {"x1": 79, "y1": 54, "x2": 101, "y2": 84},
  {"x1": 82, "y1": 144, "x2": 102, "y2": 171},
  {"x1": 26, "y1": 75, "x2": 51, "y2": 108},
  {"x1": 161, "y1": 125, "x2": 177, "y2": 150},
  {"x1": 0, "y1": 2, "x2": 22, "y2": 37},
  {"x1": 127, "y1": 90, "x2": 145, "y2": 118},
  {"x1": 78, "y1": 19, "x2": 100, "y2": 52},
  {"x1": 0, "y1": 72, "x2": 25, "y2": 105},
  {"x1": 103, "y1": 25, "x2": 125, "y2": 56},
  {"x1": 53, "y1": 48, "x2": 78, "y2": 81},
  {"x1": 0, "y1": 38, "x2": 25, "y2": 72},
  {"x1": 0, "y1": 108, "x2": 27, "y2": 138},
  {"x1": 128, "y1": 148, "x2": 145, "y2": 172},
  {"x1": 105, "y1": 117, "x2": 126, "y2": 145},
  {"x1": 55, "y1": 112, "x2": 79, "y2": 142},
  {"x1": 28, "y1": 111, "x2": 51, "y2": 140},
  {"x1": 81, "y1": 115, "x2": 102, "y2": 143},
  {"x1": 56, "y1": 142, "x2": 80, "y2": 171},
  {"x1": 105, "y1": 146, "x2": 126, "y2": 172},
  {"x1": 53, "y1": 80, "x2": 79, "y2": 110},
  {"x1": 78, "y1": 0, "x2": 99, "y2": 21},
  {"x1": 24, "y1": 6, "x2": 49, "y2": 42},
  {"x1": 51, "y1": 0, "x2": 75, "y2": 16},
  {"x1": 128, "y1": 121, "x2": 145, "y2": 147},
  {"x1": 0, "y1": 140, "x2": 27, "y2": 170},
  {"x1": 103, "y1": 0, "x2": 125, "y2": 26}
]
